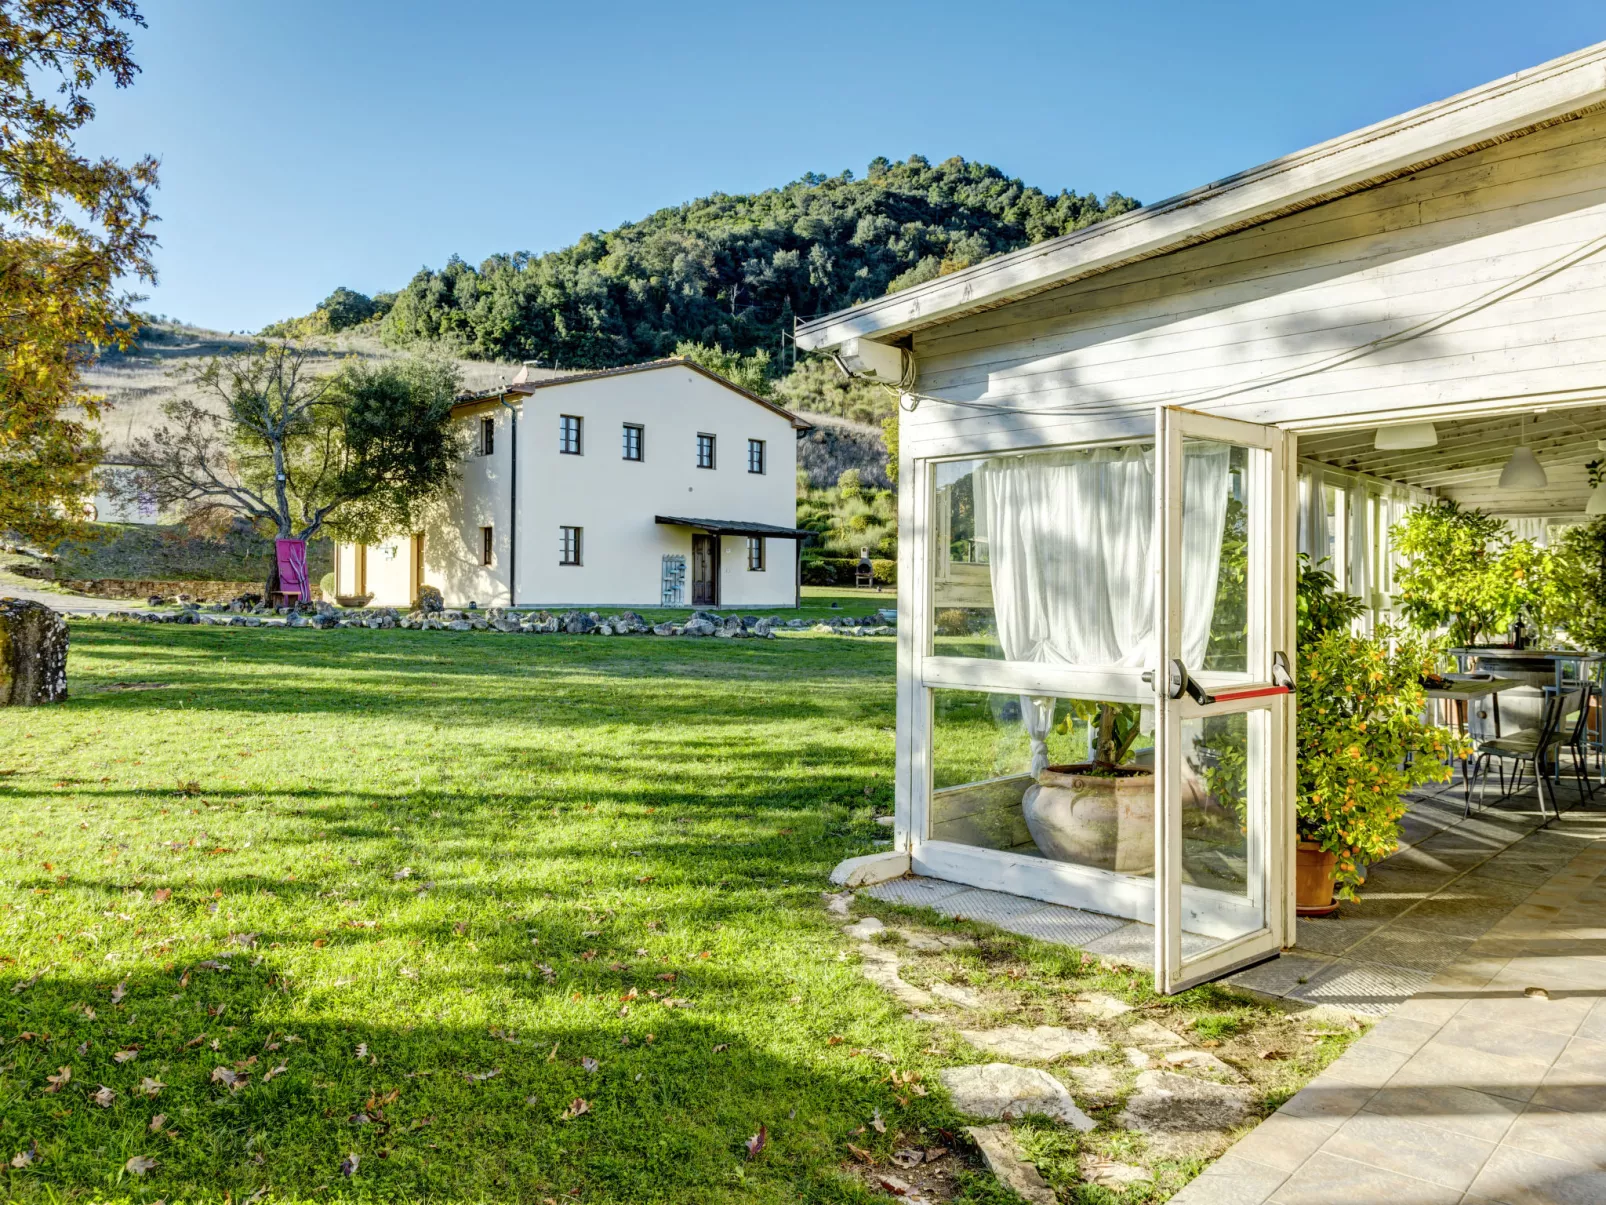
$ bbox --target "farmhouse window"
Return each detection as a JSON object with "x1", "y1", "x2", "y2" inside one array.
[
  {"x1": 748, "y1": 439, "x2": 765, "y2": 474},
  {"x1": 746, "y1": 537, "x2": 765, "y2": 571},
  {"x1": 559, "y1": 526, "x2": 582, "y2": 566},
  {"x1": 697, "y1": 433, "x2": 716, "y2": 469},
  {"x1": 623, "y1": 423, "x2": 644, "y2": 461},
  {"x1": 480, "y1": 525, "x2": 493, "y2": 566},
  {"x1": 560, "y1": 415, "x2": 583, "y2": 455},
  {"x1": 479, "y1": 416, "x2": 494, "y2": 456}
]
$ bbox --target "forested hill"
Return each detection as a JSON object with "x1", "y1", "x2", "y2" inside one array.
[{"x1": 278, "y1": 156, "x2": 1138, "y2": 368}]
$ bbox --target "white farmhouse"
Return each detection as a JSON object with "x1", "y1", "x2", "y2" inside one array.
[{"x1": 333, "y1": 358, "x2": 811, "y2": 610}]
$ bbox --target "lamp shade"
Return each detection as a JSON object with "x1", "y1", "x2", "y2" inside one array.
[
  {"x1": 1588, "y1": 485, "x2": 1606, "y2": 516},
  {"x1": 1373, "y1": 422, "x2": 1438, "y2": 451},
  {"x1": 1499, "y1": 445, "x2": 1549, "y2": 491}
]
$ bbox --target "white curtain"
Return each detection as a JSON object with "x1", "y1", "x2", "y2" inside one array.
[
  {"x1": 1508, "y1": 517, "x2": 1550, "y2": 546},
  {"x1": 1297, "y1": 465, "x2": 1328, "y2": 567},
  {"x1": 982, "y1": 442, "x2": 1232, "y2": 774},
  {"x1": 1347, "y1": 487, "x2": 1373, "y2": 603}
]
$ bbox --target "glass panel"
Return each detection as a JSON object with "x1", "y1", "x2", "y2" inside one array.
[
  {"x1": 1179, "y1": 709, "x2": 1265, "y2": 949},
  {"x1": 931, "y1": 688, "x2": 1156, "y2": 878},
  {"x1": 1189, "y1": 441, "x2": 1250, "y2": 674}
]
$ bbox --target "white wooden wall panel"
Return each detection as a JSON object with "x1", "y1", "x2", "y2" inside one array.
[{"x1": 906, "y1": 109, "x2": 1606, "y2": 456}]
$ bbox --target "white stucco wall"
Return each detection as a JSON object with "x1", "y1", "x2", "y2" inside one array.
[{"x1": 343, "y1": 364, "x2": 801, "y2": 609}]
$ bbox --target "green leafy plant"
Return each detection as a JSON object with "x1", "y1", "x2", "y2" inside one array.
[
  {"x1": 1547, "y1": 518, "x2": 1606, "y2": 650},
  {"x1": 1296, "y1": 620, "x2": 1465, "y2": 900},
  {"x1": 1057, "y1": 699, "x2": 1146, "y2": 776},
  {"x1": 1391, "y1": 500, "x2": 1558, "y2": 645}
]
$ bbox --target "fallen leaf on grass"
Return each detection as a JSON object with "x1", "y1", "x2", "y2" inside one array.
[
  {"x1": 113, "y1": 1048, "x2": 139, "y2": 1064},
  {"x1": 10, "y1": 1140, "x2": 37, "y2": 1168},
  {"x1": 393, "y1": 868, "x2": 412, "y2": 880},
  {"x1": 463, "y1": 1068, "x2": 500, "y2": 1083},
  {"x1": 745, "y1": 1123, "x2": 767, "y2": 1161},
  {"x1": 138, "y1": 1077, "x2": 164, "y2": 1097},
  {"x1": 560, "y1": 1097, "x2": 590, "y2": 1120},
  {"x1": 110, "y1": 982, "x2": 127, "y2": 1004},
  {"x1": 124, "y1": 1155, "x2": 156, "y2": 1176},
  {"x1": 209, "y1": 1067, "x2": 240, "y2": 1087},
  {"x1": 712, "y1": 1043, "x2": 729, "y2": 1054},
  {"x1": 153, "y1": 888, "x2": 171, "y2": 904},
  {"x1": 92, "y1": 1086, "x2": 115, "y2": 1107},
  {"x1": 845, "y1": 1143, "x2": 875, "y2": 1165},
  {"x1": 263, "y1": 1063, "x2": 288, "y2": 1082},
  {"x1": 870, "y1": 1107, "x2": 886, "y2": 1134},
  {"x1": 891, "y1": 1149, "x2": 923, "y2": 1168},
  {"x1": 339, "y1": 1152, "x2": 360, "y2": 1177},
  {"x1": 355, "y1": 1044, "x2": 368, "y2": 1059},
  {"x1": 149, "y1": 1113, "x2": 167, "y2": 1132},
  {"x1": 581, "y1": 1058, "x2": 599, "y2": 1074},
  {"x1": 183, "y1": 1034, "x2": 205, "y2": 1048},
  {"x1": 43, "y1": 1066, "x2": 70, "y2": 1093}
]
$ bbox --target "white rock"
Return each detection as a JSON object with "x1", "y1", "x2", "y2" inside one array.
[
  {"x1": 829, "y1": 850, "x2": 909, "y2": 887},
  {"x1": 821, "y1": 891, "x2": 855, "y2": 916},
  {"x1": 1126, "y1": 1020, "x2": 1187, "y2": 1049},
  {"x1": 958, "y1": 1025, "x2": 1107, "y2": 1062},
  {"x1": 858, "y1": 944, "x2": 932, "y2": 1007},
  {"x1": 1163, "y1": 1049, "x2": 1243, "y2": 1082},
  {"x1": 1068, "y1": 1064, "x2": 1125, "y2": 1095},
  {"x1": 938, "y1": 1064, "x2": 1094, "y2": 1130},
  {"x1": 1082, "y1": 1157, "x2": 1154, "y2": 1190},
  {"x1": 1073, "y1": 993, "x2": 1133, "y2": 1019},
  {"x1": 843, "y1": 916, "x2": 885, "y2": 941},
  {"x1": 966, "y1": 1124, "x2": 1056, "y2": 1205},
  {"x1": 1125, "y1": 1048, "x2": 1151, "y2": 1067},
  {"x1": 929, "y1": 981, "x2": 983, "y2": 1008},
  {"x1": 1117, "y1": 1070, "x2": 1252, "y2": 1136}
]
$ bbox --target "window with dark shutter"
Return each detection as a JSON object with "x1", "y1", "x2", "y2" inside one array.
[
  {"x1": 560, "y1": 415, "x2": 583, "y2": 455},
  {"x1": 623, "y1": 423, "x2": 643, "y2": 461},
  {"x1": 697, "y1": 433, "x2": 715, "y2": 469}
]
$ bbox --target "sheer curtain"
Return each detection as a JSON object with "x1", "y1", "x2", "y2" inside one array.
[
  {"x1": 981, "y1": 442, "x2": 1232, "y2": 774},
  {"x1": 1297, "y1": 465, "x2": 1328, "y2": 567}
]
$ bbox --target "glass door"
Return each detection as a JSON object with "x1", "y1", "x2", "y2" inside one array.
[{"x1": 1154, "y1": 406, "x2": 1294, "y2": 993}]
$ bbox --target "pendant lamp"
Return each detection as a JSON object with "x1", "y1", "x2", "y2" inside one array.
[
  {"x1": 1587, "y1": 485, "x2": 1606, "y2": 516},
  {"x1": 1373, "y1": 422, "x2": 1438, "y2": 451},
  {"x1": 1499, "y1": 417, "x2": 1548, "y2": 491}
]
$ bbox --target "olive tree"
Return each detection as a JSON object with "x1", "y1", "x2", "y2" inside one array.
[{"x1": 122, "y1": 342, "x2": 464, "y2": 595}]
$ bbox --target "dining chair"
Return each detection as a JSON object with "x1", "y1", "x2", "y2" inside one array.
[{"x1": 1468, "y1": 686, "x2": 1589, "y2": 823}]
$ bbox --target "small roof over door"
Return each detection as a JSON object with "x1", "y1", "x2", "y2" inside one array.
[{"x1": 655, "y1": 516, "x2": 812, "y2": 539}]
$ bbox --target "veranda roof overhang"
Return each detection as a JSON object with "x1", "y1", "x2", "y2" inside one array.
[
  {"x1": 795, "y1": 40, "x2": 1606, "y2": 353},
  {"x1": 655, "y1": 516, "x2": 813, "y2": 540}
]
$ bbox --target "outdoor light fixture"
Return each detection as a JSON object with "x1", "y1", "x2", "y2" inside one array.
[
  {"x1": 1373, "y1": 422, "x2": 1438, "y2": 450},
  {"x1": 1587, "y1": 484, "x2": 1606, "y2": 515},
  {"x1": 1499, "y1": 419, "x2": 1549, "y2": 492}
]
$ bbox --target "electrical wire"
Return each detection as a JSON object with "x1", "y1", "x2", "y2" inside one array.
[{"x1": 855, "y1": 228, "x2": 1606, "y2": 419}]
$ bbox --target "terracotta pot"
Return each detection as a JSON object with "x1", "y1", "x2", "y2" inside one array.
[
  {"x1": 1022, "y1": 764, "x2": 1154, "y2": 874},
  {"x1": 1295, "y1": 841, "x2": 1339, "y2": 916}
]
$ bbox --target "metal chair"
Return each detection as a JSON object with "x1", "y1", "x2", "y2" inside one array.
[{"x1": 1469, "y1": 686, "x2": 1589, "y2": 823}]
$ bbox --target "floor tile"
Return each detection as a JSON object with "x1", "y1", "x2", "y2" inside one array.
[
  {"x1": 1319, "y1": 1112, "x2": 1496, "y2": 1191},
  {"x1": 1345, "y1": 927, "x2": 1478, "y2": 974},
  {"x1": 1467, "y1": 1142, "x2": 1606, "y2": 1205},
  {"x1": 1389, "y1": 1040, "x2": 1551, "y2": 1103},
  {"x1": 1454, "y1": 991, "x2": 1592, "y2": 1040},
  {"x1": 861, "y1": 877, "x2": 968, "y2": 908},
  {"x1": 1267, "y1": 1150, "x2": 1464, "y2": 1205},
  {"x1": 1310, "y1": 1042, "x2": 1411, "y2": 1089},
  {"x1": 1361, "y1": 1084, "x2": 1523, "y2": 1143},
  {"x1": 1433, "y1": 1015, "x2": 1572, "y2": 1066},
  {"x1": 1292, "y1": 912, "x2": 1385, "y2": 956},
  {"x1": 1286, "y1": 958, "x2": 1434, "y2": 1017},
  {"x1": 1222, "y1": 1110, "x2": 1341, "y2": 1173},
  {"x1": 1001, "y1": 904, "x2": 1126, "y2": 948},
  {"x1": 1362, "y1": 1015, "x2": 1444, "y2": 1056},
  {"x1": 1225, "y1": 952, "x2": 1332, "y2": 998},
  {"x1": 1168, "y1": 1155, "x2": 1288, "y2": 1205},
  {"x1": 1501, "y1": 1105, "x2": 1606, "y2": 1169}
]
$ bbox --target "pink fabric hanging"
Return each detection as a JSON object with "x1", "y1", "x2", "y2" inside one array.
[{"x1": 275, "y1": 538, "x2": 311, "y2": 603}]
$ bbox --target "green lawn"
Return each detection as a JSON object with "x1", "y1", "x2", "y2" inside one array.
[{"x1": 0, "y1": 624, "x2": 1347, "y2": 1204}]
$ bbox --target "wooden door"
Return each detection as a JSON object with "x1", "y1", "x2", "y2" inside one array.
[{"x1": 691, "y1": 535, "x2": 719, "y2": 606}]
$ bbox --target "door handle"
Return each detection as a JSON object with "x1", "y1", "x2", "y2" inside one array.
[
  {"x1": 1151, "y1": 659, "x2": 1215, "y2": 705},
  {"x1": 1272, "y1": 650, "x2": 1297, "y2": 694}
]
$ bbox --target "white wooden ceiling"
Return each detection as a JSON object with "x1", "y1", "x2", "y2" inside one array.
[{"x1": 1296, "y1": 403, "x2": 1606, "y2": 517}]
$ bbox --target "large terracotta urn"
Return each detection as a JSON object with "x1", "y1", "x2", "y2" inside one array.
[
  {"x1": 1021, "y1": 764, "x2": 1155, "y2": 874},
  {"x1": 1295, "y1": 841, "x2": 1339, "y2": 916}
]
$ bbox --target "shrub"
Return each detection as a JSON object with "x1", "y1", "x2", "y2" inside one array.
[
  {"x1": 800, "y1": 558, "x2": 836, "y2": 586},
  {"x1": 318, "y1": 572, "x2": 335, "y2": 601},
  {"x1": 871, "y1": 558, "x2": 896, "y2": 585},
  {"x1": 837, "y1": 468, "x2": 862, "y2": 500}
]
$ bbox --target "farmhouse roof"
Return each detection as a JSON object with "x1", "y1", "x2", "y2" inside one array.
[
  {"x1": 454, "y1": 357, "x2": 811, "y2": 430},
  {"x1": 796, "y1": 39, "x2": 1606, "y2": 351}
]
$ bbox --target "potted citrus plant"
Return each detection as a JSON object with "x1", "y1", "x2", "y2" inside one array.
[{"x1": 1294, "y1": 559, "x2": 1465, "y2": 912}]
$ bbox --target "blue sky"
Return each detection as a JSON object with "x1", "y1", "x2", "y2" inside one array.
[{"x1": 78, "y1": 1, "x2": 1606, "y2": 332}]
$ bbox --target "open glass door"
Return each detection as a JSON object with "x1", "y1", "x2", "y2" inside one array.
[{"x1": 1154, "y1": 406, "x2": 1294, "y2": 993}]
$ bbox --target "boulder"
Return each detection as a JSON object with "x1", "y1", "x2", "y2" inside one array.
[
  {"x1": 447, "y1": 620, "x2": 472, "y2": 632},
  {"x1": 683, "y1": 617, "x2": 716, "y2": 637},
  {"x1": 596, "y1": 622, "x2": 616, "y2": 636},
  {"x1": 442, "y1": 609, "x2": 465, "y2": 622},
  {"x1": 0, "y1": 598, "x2": 68, "y2": 705},
  {"x1": 651, "y1": 623, "x2": 678, "y2": 637},
  {"x1": 493, "y1": 618, "x2": 521, "y2": 633},
  {"x1": 938, "y1": 1064, "x2": 1094, "y2": 1129},
  {"x1": 417, "y1": 585, "x2": 444, "y2": 613},
  {"x1": 562, "y1": 611, "x2": 594, "y2": 635}
]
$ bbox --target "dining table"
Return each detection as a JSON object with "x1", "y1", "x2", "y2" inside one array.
[{"x1": 1422, "y1": 674, "x2": 1523, "y2": 805}]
